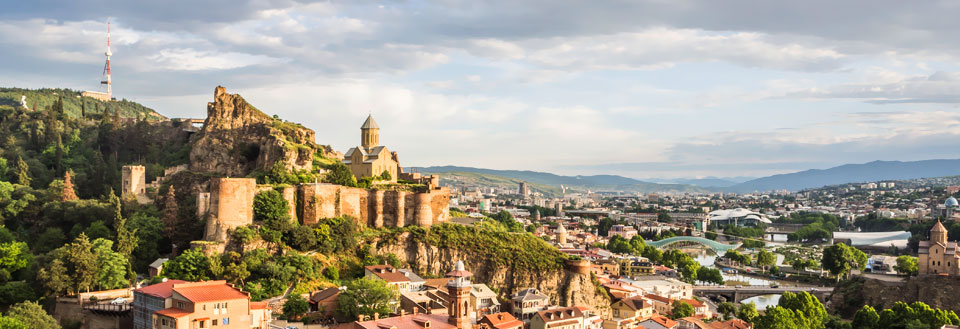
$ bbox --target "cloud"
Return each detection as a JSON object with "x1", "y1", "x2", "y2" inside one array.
[
  {"x1": 790, "y1": 71, "x2": 960, "y2": 104},
  {"x1": 146, "y1": 48, "x2": 286, "y2": 71}
]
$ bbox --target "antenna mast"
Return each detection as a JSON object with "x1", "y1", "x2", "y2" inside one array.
[{"x1": 100, "y1": 18, "x2": 112, "y2": 99}]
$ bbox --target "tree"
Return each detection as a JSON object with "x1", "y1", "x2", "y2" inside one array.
[
  {"x1": 323, "y1": 162, "x2": 358, "y2": 187},
  {"x1": 894, "y1": 255, "x2": 918, "y2": 276},
  {"x1": 696, "y1": 267, "x2": 724, "y2": 285},
  {"x1": 670, "y1": 301, "x2": 694, "y2": 319},
  {"x1": 737, "y1": 302, "x2": 759, "y2": 323},
  {"x1": 61, "y1": 171, "x2": 78, "y2": 201},
  {"x1": 285, "y1": 225, "x2": 317, "y2": 251},
  {"x1": 379, "y1": 170, "x2": 392, "y2": 181},
  {"x1": 92, "y1": 239, "x2": 130, "y2": 290},
  {"x1": 37, "y1": 259, "x2": 70, "y2": 296},
  {"x1": 756, "y1": 249, "x2": 776, "y2": 272},
  {"x1": 822, "y1": 243, "x2": 867, "y2": 281},
  {"x1": 0, "y1": 315, "x2": 26, "y2": 329},
  {"x1": 162, "y1": 186, "x2": 178, "y2": 239},
  {"x1": 224, "y1": 262, "x2": 250, "y2": 286},
  {"x1": 754, "y1": 306, "x2": 804, "y2": 329},
  {"x1": 597, "y1": 218, "x2": 615, "y2": 236},
  {"x1": 778, "y1": 291, "x2": 827, "y2": 328},
  {"x1": 67, "y1": 233, "x2": 97, "y2": 293},
  {"x1": 852, "y1": 305, "x2": 879, "y2": 329},
  {"x1": 337, "y1": 278, "x2": 397, "y2": 320},
  {"x1": 253, "y1": 190, "x2": 291, "y2": 231},
  {"x1": 110, "y1": 193, "x2": 137, "y2": 260},
  {"x1": 13, "y1": 156, "x2": 29, "y2": 187},
  {"x1": 606, "y1": 235, "x2": 634, "y2": 254},
  {"x1": 6, "y1": 301, "x2": 58, "y2": 329},
  {"x1": 162, "y1": 248, "x2": 212, "y2": 281},
  {"x1": 717, "y1": 302, "x2": 737, "y2": 320},
  {"x1": 0, "y1": 242, "x2": 30, "y2": 277},
  {"x1": 283, "y1": 294, "x2": 309, "y2": 320}
]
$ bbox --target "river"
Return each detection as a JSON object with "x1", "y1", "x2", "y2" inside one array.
[{"x1": 689, "y1": 248, "x2": 783, "y2": 309}]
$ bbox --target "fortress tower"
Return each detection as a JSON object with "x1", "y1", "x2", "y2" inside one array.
[{"x1": 121, "y1": 165, "x2": 146, "y2": 199}]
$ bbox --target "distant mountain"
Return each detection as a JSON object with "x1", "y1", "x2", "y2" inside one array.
[
  {"x1": 725, "y1": 159, "x2": 960, "y2": 193},
  {"x1": 409, "y1": 166, "x2": 710, "y2": 194},
  {"x1": 652, "y1": 177, "x2": 755, "y2": 188}
]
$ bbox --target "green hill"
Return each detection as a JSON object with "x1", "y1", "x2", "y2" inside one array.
[
  {"x1": 0, "y1": 87, "x2": 165, "y2": 120},
  {"x1": 413, "y1": 166, "x2": 712, "y2": 194}
]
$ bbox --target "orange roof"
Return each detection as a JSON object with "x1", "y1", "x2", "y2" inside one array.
[
  {"x1": 710, "y1": 319, "x2": 752, "y2": 329},
  {"x1": 354, "y1": 313, "x2": 456, "y2": 329},
  {"x1": 173, "y1": 281, "x2": 248, "y2": 302},
  {"x1": 155, "y1": 308, "x2": 192, "y2": 318},
  {"x1": 617, "y1": 297, "x2": 651, "y2": 311},
  {"x1": 480, "y1": 312, "x2": 523, "y2": 329},
  {"x1": 365, "y1": 265, "x2": 411, "y2": 283},
  {"x1": 643, "y1": 294, "x2": 672, "y2": 304},
  {"x1": 678, "y1": 298, "x2": 705, "y2": 308},
  {"x1": 536, "y1": 307, "x2": 584, "y2": 324},
  {"x1": 136, "y1": 280, "x2": 188, "y2": 298},
  {"x1": 641, "y1": 315, "x2": 677, "y2": 328},
  {"x1": 250, "y1": 301, "x2": 271, "y2": 310}
]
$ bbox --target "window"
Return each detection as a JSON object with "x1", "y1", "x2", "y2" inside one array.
[
  {"x1": 177, "y1": 301, "x2": 183, "y2": 309},
  {"x1": 223, "y1": 318, "x2": 229, "y2": 325},
  {"x1": 199, "y1": 320, "x2": 207, "y2": 328},
  {"x1": 213, "y1": 319, "x2": 218, "y2": 326},
  {"x1": 161, "y1": 319, "x2": 167, "y2": 326}
]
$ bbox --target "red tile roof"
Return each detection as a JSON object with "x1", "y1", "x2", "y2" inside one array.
[
  {"x1": 366, "y1": 265, "x2": 411, "y2": 283},
  {"x1": 480, "y1": 312, "x2": 523, "y2": 329},
  {"x1": 155, "y1": 308, "x2": 192, "y2": 318},
  {"x1": 250, "y1": 301, "x2": 271, "y2": 310},
  {"x1": 641, "y1": 315, "x2": 677, "y2": 328},
  {"x1": 709, "y1": 319, "x2": 752, "y2": 329},
  {"x1": 173, "y1": 281, "x2": 249, "y2": 302},
  {"x1": 354, "y1": 313, "x2": 456, "y2": 329},
  {"x1": 643, "y1": 294, "x2": 672, "y2": 304},
  {"x1": 536, "y1": 307, "x2": 584, "y2": 324},
  {"x1": 135, "y1": 280, "x2": 188, "y2": 298},
  {"x1": 678, "y1": 298, "x2": 705, "y2": 308}
]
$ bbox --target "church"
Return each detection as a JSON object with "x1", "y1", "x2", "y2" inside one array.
[
  {"x1": 918, "y1": 219, "x2": 960, "y2": 275},
  {"x1": 343, "y1": 115, "x2": 401, "y2": 183}
]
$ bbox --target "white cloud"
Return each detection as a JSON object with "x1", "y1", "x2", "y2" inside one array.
[{"x1": 146, "y1": 48, "x2": 286, "y2": 71}]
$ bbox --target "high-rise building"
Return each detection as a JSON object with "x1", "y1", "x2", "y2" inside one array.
[{"x1": 518, "y1": 182, "x2": 529, "y2": 197}]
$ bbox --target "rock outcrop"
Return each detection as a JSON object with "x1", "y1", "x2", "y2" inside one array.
[
  {"x1": 829, "y1": 275, "x2": 960, "y2": 316},
  {"x1": 189, "y1": 86, "x2": 327, "y2": 176},
  {"x1": 376, "y1": 232, "x2": 610, "y2": 313}
]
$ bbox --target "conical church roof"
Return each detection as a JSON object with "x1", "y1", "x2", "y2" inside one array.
[
  {"x1": 932, "y1": 219, "x2": 948, "y2": 233},
  {"x1": 361, "y1": 114, "x2": 379, "y2": 129}
]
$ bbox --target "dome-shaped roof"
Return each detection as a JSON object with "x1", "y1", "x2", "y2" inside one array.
[
  {"x1": 946, "y1": 196, "x2": 958, "y2": 208},
  {"x1": 556, "y1": 223, "x2": 566, "y2": 233}
]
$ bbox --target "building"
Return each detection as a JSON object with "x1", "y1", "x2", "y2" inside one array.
[
  {"x1": 480, "y1": 312, "x2": 524, "y2": 329},
  {"x1": 556, "y1": 223, "x2": 568, "y2": 246},
  {"x1": 511, "y1": 288, "x2": 550, "y2": 321},
  {"x1": 618, "y1": 258, "x2": 654, "y2": 277},
  {"x1": 708, "y1": 319, "x2": 752, "y2": 329},
  {"x1": 530, "y1": 307, "x2": 584, "y2": 329},
  {"x1": 519, "y1": 182, "x2": 530, "y2": 197},
  {"x1": 918, "y1": 220, "x2": 960, "y2": 275},
  {"x1": 608, "y1": 225, "x2": 638, "y2": 239},
  {"x1": 148, "y1": 258, "x2": 169, "y2": 278},
  {"x1": 400, "y1": 269, "x2": 428, "y2": 291},
  {"x1": 151, "y1": 280, "x2": 271, "y2": 329},
  {"x1": 642, "y1": 294, "x2": 673, "y2": 315},
  {"x1": 707, "y1": 209, "x2": 771, "y2": 227},
  {"x1": 470, "y1": 284, "x2": 501, "y2": 317},
  {"x1": 631, "y1": 279, "x2": 692, "y2": 300},
  {"x1": 122, "y1": 165, "x2": 147, "y2": 200},
  {"x1": 309, "y1": 287, "x2": 342, "y2": 317},
  {"x1": 446, "y1": 260, "x2": 473, "y2": 329},
  {"x1": 604, "y1": 297, "x2": 653, "y2": 329},
  {"x1": 637, "y1": 315, "x2": 677, "y2": 329},
  {"x1": 343, "y1": 115, "x2": 400, "y2": 183},
  {"x1": 133, "y1": 279, "x2": 187, "y2": 329},
  {"x1": 365, "y1": 265, "x2": 413, "y2": 292}
]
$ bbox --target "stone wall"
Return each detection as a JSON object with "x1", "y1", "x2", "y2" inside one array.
[
  {"x1": 203, "y1": 178, "x2": 257, "y2": 241},
  {"x1": 830, "y1": 275, "x2": 960, "y2": 316},
  {"x1": 298, "y1": 183, "x2": 449, "y2": 228}
]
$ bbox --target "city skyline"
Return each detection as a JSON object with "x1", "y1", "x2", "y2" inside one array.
[{"x1": 3, "y1": 1, "x2": 960, "y2": 179}]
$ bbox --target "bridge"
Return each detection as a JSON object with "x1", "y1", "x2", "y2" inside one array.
[
  {"x1": 646, "y1": 236, "x2": 741, "y2": 253},
  {"x1": 694, "y1": 286, "x2": 833, "y2": 303}
]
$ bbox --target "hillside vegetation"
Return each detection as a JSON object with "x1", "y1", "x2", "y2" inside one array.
[{"x1": 0, "y1": 87, "x2": 165, "y2": 120}]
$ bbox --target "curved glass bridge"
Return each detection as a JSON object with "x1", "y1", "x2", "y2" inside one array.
[{"x1": 645, "y1": 236, "x2": 741, "y2": 252}]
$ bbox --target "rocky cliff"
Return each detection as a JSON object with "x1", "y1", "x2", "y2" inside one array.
[
  {"x1": 189, "y1": 86, "x2": 331, "y2": 176},
  {"x1": 829, "y1": 275, "x2": 960, "y2": 317},
  {"x1": 375, "y1": 230, "x2": 610, "y2": 313}
]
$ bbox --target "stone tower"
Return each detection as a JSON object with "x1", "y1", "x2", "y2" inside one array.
[
  {"x1": 361, "y1": 114, "x2": 380, "y2": 148},
  {"x1": 121, "y1": 165, "x2": 146, "y2": 199},
  {"x1": 556, "y1": 223, "x2": 567, "y2": 246},
  {"x1": 932, "y1": 219, "x2": 948, "y2": 245},
  {"x1": 534, "y1": 209, "x2": 541, "y2": 222},
  {"x1": 446, "y1": 260, "x2": 472, "y2": 329}
]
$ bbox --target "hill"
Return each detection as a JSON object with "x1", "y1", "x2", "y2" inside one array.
[
  {"x1": 0, "y1": 87, "x2": 165, "y2": 120},
  {"x1": 725, "y1": 159, "x2": 960, "y2": 193},
  {"x1": 410, "y1": 165, "x2": 710, "y2": 194}
]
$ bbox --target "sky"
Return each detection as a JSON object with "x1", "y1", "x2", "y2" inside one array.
[{"x1": 2, "y1": 1, "x2": 960, "y2": 181}]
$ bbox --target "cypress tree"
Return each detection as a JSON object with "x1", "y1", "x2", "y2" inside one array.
[
  {"x1": 162, "y1": 186, "x2": 179, "y2": 239},
  {"x1": 14, "y1": 155, "x2": 29, "y2": 186}
]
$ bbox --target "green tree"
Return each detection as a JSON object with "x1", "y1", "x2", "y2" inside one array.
[
  {"x1": 0, "y1": 315, "x2": 26, "y2": 329},
  {"x1": 754, "y1": 306, "x2": 804, "y2": 329},
  {"x1": 283, "y1": 294, "x2": 309, "y2": 320},
  {"x1": 6, "y1": 301, "x2": 58, "y2": 329},
  {"x1": 696, "y1": 267, "x2": 724, "y2": 285},
  {"x1": 37, "y1": 258, "x2": 70, "y2": 296},
  {"x1": 224, "y1": 262, "x2": 250, "y2": 286},
  {"x1": 92, "y1": 238, "x2": 131, "y2": 290},
  {"x1": 379, "y1": 170, "x2": 392, "y2": 181},
  {"x1": 822, "y1": 243, "x2": 867, "y2": 281},
  {"x1": 253, "y1": 190, "x2": 291, "y2": 231},
  {"x1": 323, "y1": 162, "x2": 358, "y2": 187},
  {"x1": 717, "y1": 302, "x2": 736, "y2": 320},
  {"x1": 670, "y1": 301, "x2": 694, "y2": 319},
  {"x1": 110, "y1": 193, "x2": 137, "y2": 260},
  {"x1": 606, "y1": 235, "x2": 634, "y2": 254},
  {"x1": 894, "y1": 255, "x2": 918, "y2": 276},
  {"x1": 852, "y1": 305, "x2": 879, "y2": 329},
  {"x1": 162, "y1": 248, "x2": 212, "y2": 281},
  {"x1": 337, "y1": 278, "x2": 397, "y2": 320},
  {"x1": 756, "y1": 249, "x2": 776, "y2": 272},
  {"x1": 0, "y1": 242, "x2": 30, "y2": 277},
  {"x1": 13, "y1": 156, "x2": 29, "y2": 187},
  {"x1": 67, "y1": 233, "x2": 97, "y2": 293},
  {"x1": 285, "y1": 225, "x2": 317, "y2": 251},
  {"x1": 737, "y1": 302, "x2": 759, "y2": 323}
]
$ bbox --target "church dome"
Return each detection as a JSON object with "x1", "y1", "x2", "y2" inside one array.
[{"x1": 946, "y1": 196, "x2": 959, "y2": 208}]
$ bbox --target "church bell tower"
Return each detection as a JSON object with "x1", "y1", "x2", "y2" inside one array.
[
  {"x1": 446, "y1": 260, "x2": 472, "y2": 329},
  {"x1": 361, "y1": 114, "x2": 380, "y2": 148}
]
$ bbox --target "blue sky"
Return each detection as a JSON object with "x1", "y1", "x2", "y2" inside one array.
[{"x1": 2, "y1": 0, "x2": 960, "y2": 180}]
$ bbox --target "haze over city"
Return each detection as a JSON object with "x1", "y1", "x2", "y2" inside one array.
[{"x1": 4, "y1": 1, "x2": 960, "y2": 179}]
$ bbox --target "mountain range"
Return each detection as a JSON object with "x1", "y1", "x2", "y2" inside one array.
[{"x1": 412, "y1": 159, "x2": 960, "y2": 194}]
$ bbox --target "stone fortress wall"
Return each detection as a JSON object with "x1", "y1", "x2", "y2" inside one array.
[{"x1": 198, "y1": 178, "x2": 449, "y2": 243}]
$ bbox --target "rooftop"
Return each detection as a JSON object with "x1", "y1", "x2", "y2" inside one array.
[
  {"x1": 135, "y1": 280, "x2": 188, "y2": 299},
  {"x1": 173, "y1": 281, "x2": 248, "y2": 303}
]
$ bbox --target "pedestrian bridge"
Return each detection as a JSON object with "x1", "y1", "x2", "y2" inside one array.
[
  {"x1": 694, "y1": 286, "x2": 833, "y2": 303},
  {"x1": 646, "y1": 236, "x2": 741, "y2": 252}
]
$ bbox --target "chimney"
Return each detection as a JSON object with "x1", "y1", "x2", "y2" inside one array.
[
  {"x1": 413, "y1": 307, "x2": 419, "y2": 315},
  {"x1": 359, "y1": 315, "x2": 365, "y2": 322},
  {"x1": 375, "y1": 313, "x2": 381, "y2": 321}
]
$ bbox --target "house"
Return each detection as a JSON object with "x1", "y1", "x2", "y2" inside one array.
[
  {"x1": 365, "y1": 265, "x2": 413, "y2": 292},
  {"x1": 148, "y1": 258, "x2": 169, "y2": 278},
  {"x1": 309, "y1": 287, "x2": 342, "y2": 317},
  {"x1": 618, "y1": 258, "x2": 654, "y2": 277},
  {"x1": 604, "y1": 297, "x2": 654, "y2": 329},
  {"x1": 511, "y1": 288, "x2": 550, "y2": 321},
  {"x1": 470, "y1": 284, "x2": 501, "y2": 317},
  {"x1": 151, "y1": 280, "x2": 271, "y2": 329},
  {"x1": 675, "y1": 299, "x2": 709, "y2": 318},
  {"x1": 133, "y1": 279, "x2": 187, "y2": 329},
  {"x1": 642, "y1": 295, "x2": 672, "y2": 316},
  {"x1": 578, "y1": 306, "x2": 604, "y2": 329},
  {"x1": 353, "y1": 313, "x2": 456, "y2": 329},
  {"x1": 400, "y1": 269, "x2": 428, "y2": 291},
  {"x1": 530, "y1": 307, "x2": 584, "y2": 329},
  {"x1": 676, "y1": 317, "x2": 710, "y2": 329},
  {"x1": 637, "y1": 315, "x2": 677, "y2": 329},
  {"x1": 708, "y1": 319, "x2": 752, "y2": 329},
  {"x1": 480, "y1": 312, "x2": 524, "y2": 329},
  {"x1": 631, "y1": 279, "x2": 692, "y2": 299},
  {"x1": 400, "y1": 290, "x2": 448, "y2": 315},
  {"x1": 352, "y1": 260, "x2": 474, "y2": 329}
]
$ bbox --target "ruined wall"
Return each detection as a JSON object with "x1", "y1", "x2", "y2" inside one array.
[
  {"x1": 299, "y1": 183, "x2": 449, "y2": 228},
  {"x1": 203, "y1": 178, "x2": 257, "y2": 241}
]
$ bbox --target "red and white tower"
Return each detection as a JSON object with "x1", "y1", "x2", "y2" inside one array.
[{"x1": 100, "y1": 18, "x2": 112, "y2": 99}]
